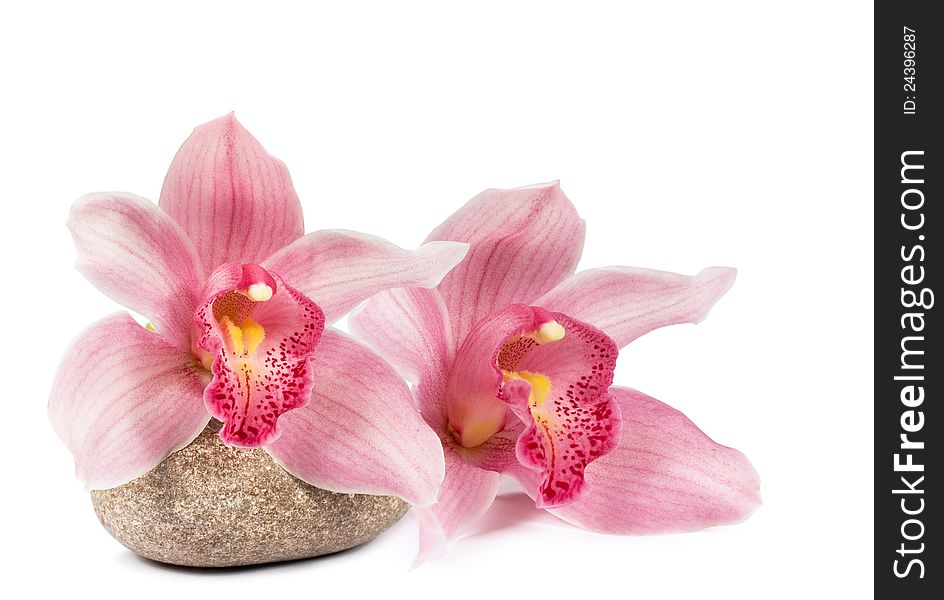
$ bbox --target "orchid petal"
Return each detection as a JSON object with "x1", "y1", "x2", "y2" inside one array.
[
  {"x1": 413, "y1": 444, "x2": 501, "y2": 567},
  {"x1": 427, "y1": 181, "x2": 585, "y2": 344},
  {"x1": 266, "y1": 329, "x2": 446, "y2": 507},
  {"x1": 513, "y1": 387, "x2": 761, "y2": 533},
  {"x1": 159, "y1": 113, "x2": 304, "y2": 272},
  {"x1": 349, "y1": 287, "x2": 454, "y2": 425},
  {"x1": 263, "y1": 229, "x2": 468, "y2": 325},
  {"x1": 535, "y1": 266, "x2": 736, "y2": 348},
  {"x1": 68, "y1": 192, "x2": 204, "y2": 350},
  {"x1": 49, "y1": 313, "x2": 209, "y2": 489},
  {"x1": 196, "y1": 263, "x2": 325, "y2": 448}
]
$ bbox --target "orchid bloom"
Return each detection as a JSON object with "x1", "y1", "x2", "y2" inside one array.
[
  {"x1": 350, "y1": 182, "x2": 760, "y2": 562},
  {"x1": 49, "y1": 114, "x2": 470, "y2": 507}
]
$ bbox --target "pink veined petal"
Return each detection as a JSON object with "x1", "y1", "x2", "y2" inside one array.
[
  {"x1": 535, "y1": 266, "x2": 737, "y2": 348},
  {"x1": 349, "y1": 287, "x2": 455, "y2": 427},
  {"x1": 159, "y1": 113, "x2": 305, "y2": 272},
  {"x1": 426, "y1": 181, "x2": 585, "y2": 345},
  {"x1": 498, "y1": 312, "x2": 620, "y2": 508},
  {"x1": 196, "y1": 263, "x2": 325, "y2": 448},
  {"x1": 49, "y1": 313, "x2": 210, "y2": 489},
  {"x1": 265, "y1": 329, "x2": 446, "y2": 507},
  {"x1": 413, "y1": 443, "x2": 501, "y2": 567},
  {"x1": 263, "y1": 229, "x2": 468, "y2": 325},
  {"x1": 511, "y1": 387, "x2": 761, "y2": 534},
  {"x1": 68, "y1": 192, "x2": 204, "y2": 350}
]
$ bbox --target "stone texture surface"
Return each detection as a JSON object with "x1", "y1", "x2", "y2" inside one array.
[{"x1": 92, "y1": 420, "x2": 409, "y2": 567}]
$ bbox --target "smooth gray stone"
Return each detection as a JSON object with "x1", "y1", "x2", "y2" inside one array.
[{"x1": 92, "y1": 420, "x2": 408, "y2": 567}]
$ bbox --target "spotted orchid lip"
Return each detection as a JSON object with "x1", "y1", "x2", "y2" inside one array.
[
  {"x1": 195, "y1": 263, "x2": 324, "y2": 448},
  {"x1": 500, "y1": 313, "x2": 620, "y2": 509},
  {"x1": 443, "y1": 304, "x2": 620, "y2": 508}
]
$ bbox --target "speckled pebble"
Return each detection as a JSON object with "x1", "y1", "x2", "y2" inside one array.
[{"x1": 91, "y1": 420, "x2": 409, "y2": 567}]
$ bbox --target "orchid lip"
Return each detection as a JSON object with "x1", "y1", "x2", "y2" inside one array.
[
  {"x1": 194, "y1": 262, "x2": 325, "y2": 447},
  {"x1": 443, "y1": 303, "x2": 620, "y2": 508}
]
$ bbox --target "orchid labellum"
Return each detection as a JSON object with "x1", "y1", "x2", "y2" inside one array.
[
  {"x1": 49, "y1": 114, "x2": 470, "y2": 507},
  {"x1": 350, "y1": 182, "x2": 761, "y2": 562}
]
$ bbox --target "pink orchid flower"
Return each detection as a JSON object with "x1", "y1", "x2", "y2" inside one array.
[
  {"x1": 49, "y1": 114, "x2": 470, "y2": 506},
  {"x1": 350, "y1": 182, "x2": 761, "y2": 561}
]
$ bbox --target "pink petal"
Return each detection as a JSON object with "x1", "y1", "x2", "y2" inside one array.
[
  {"x1": 348, "y1": 287, "x2": 454, "y2": 426},
  {"x1": 263, "y1": 229, "x2": 468, "y2": 325},
  {"x1": 515, "y1": 387, "x2": 761, "y2": 533},
  {"x1": 265, "y1": 329, "x2": 446, "y2": 507},
  {"x1": 500, "y1": 313, "x2": 620, "y2": 508},
  {"x1": 535, "y1": 266, "x2": 737, "y2": 348},
  {"x1": 68, "y1": 192, "x2": 204, "y2": 350},
  {"x1": 48, "y1": 313, "x2": 210, "y2": 489},
  {"x1": 196, "y1": 263, "x2": 325, "y2": 448},
  {"x1": 158, "y1": 113, "x2": 304, "y2": 272},
  {"x1": 426, "y1": 181, "x2": 585, "y2": 344},
  {"x1": 413, "y1": 443, "x2": 501, "y2": 566}
]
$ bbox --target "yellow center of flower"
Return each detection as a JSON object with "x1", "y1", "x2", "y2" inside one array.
[{"x1": 219, "y1": 316, "x2": 266, "y2": 356}]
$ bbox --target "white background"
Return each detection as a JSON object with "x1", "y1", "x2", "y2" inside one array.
[{"x1": 0, "y1": 1, "x2": 873, "y2": 598}]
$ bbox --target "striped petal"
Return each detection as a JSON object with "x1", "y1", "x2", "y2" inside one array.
[
  {"x1": 159, "y1": 113, "x2": 304, "y2": 272},
  {"x1": 68, "y1": 192, "x2": 204, "y2": 350},
  {"x1": 49, "y1": 313, "x2": 210, "y2": 489},
  {"x1": 427, "y1": 181, "x2": 585, "y2": 345},
  {"x1": 535, "y1": 266, "x2": 736, "y2": 348},
  {"x1": 414, "y1": 443, "x2": 501, "y2": 566},
  {"x1": 512, "y1": 387, "x2": 761, "y2": 533},
  {"x1": 263, "y1": 229, "x2": 467, "y2": 325},
  {"x1": 265, "y1": 329, "x2": 445, "y2": 507},
  {"x1": 348, "y1": 287, "x2": 455, "y2": 426}
]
